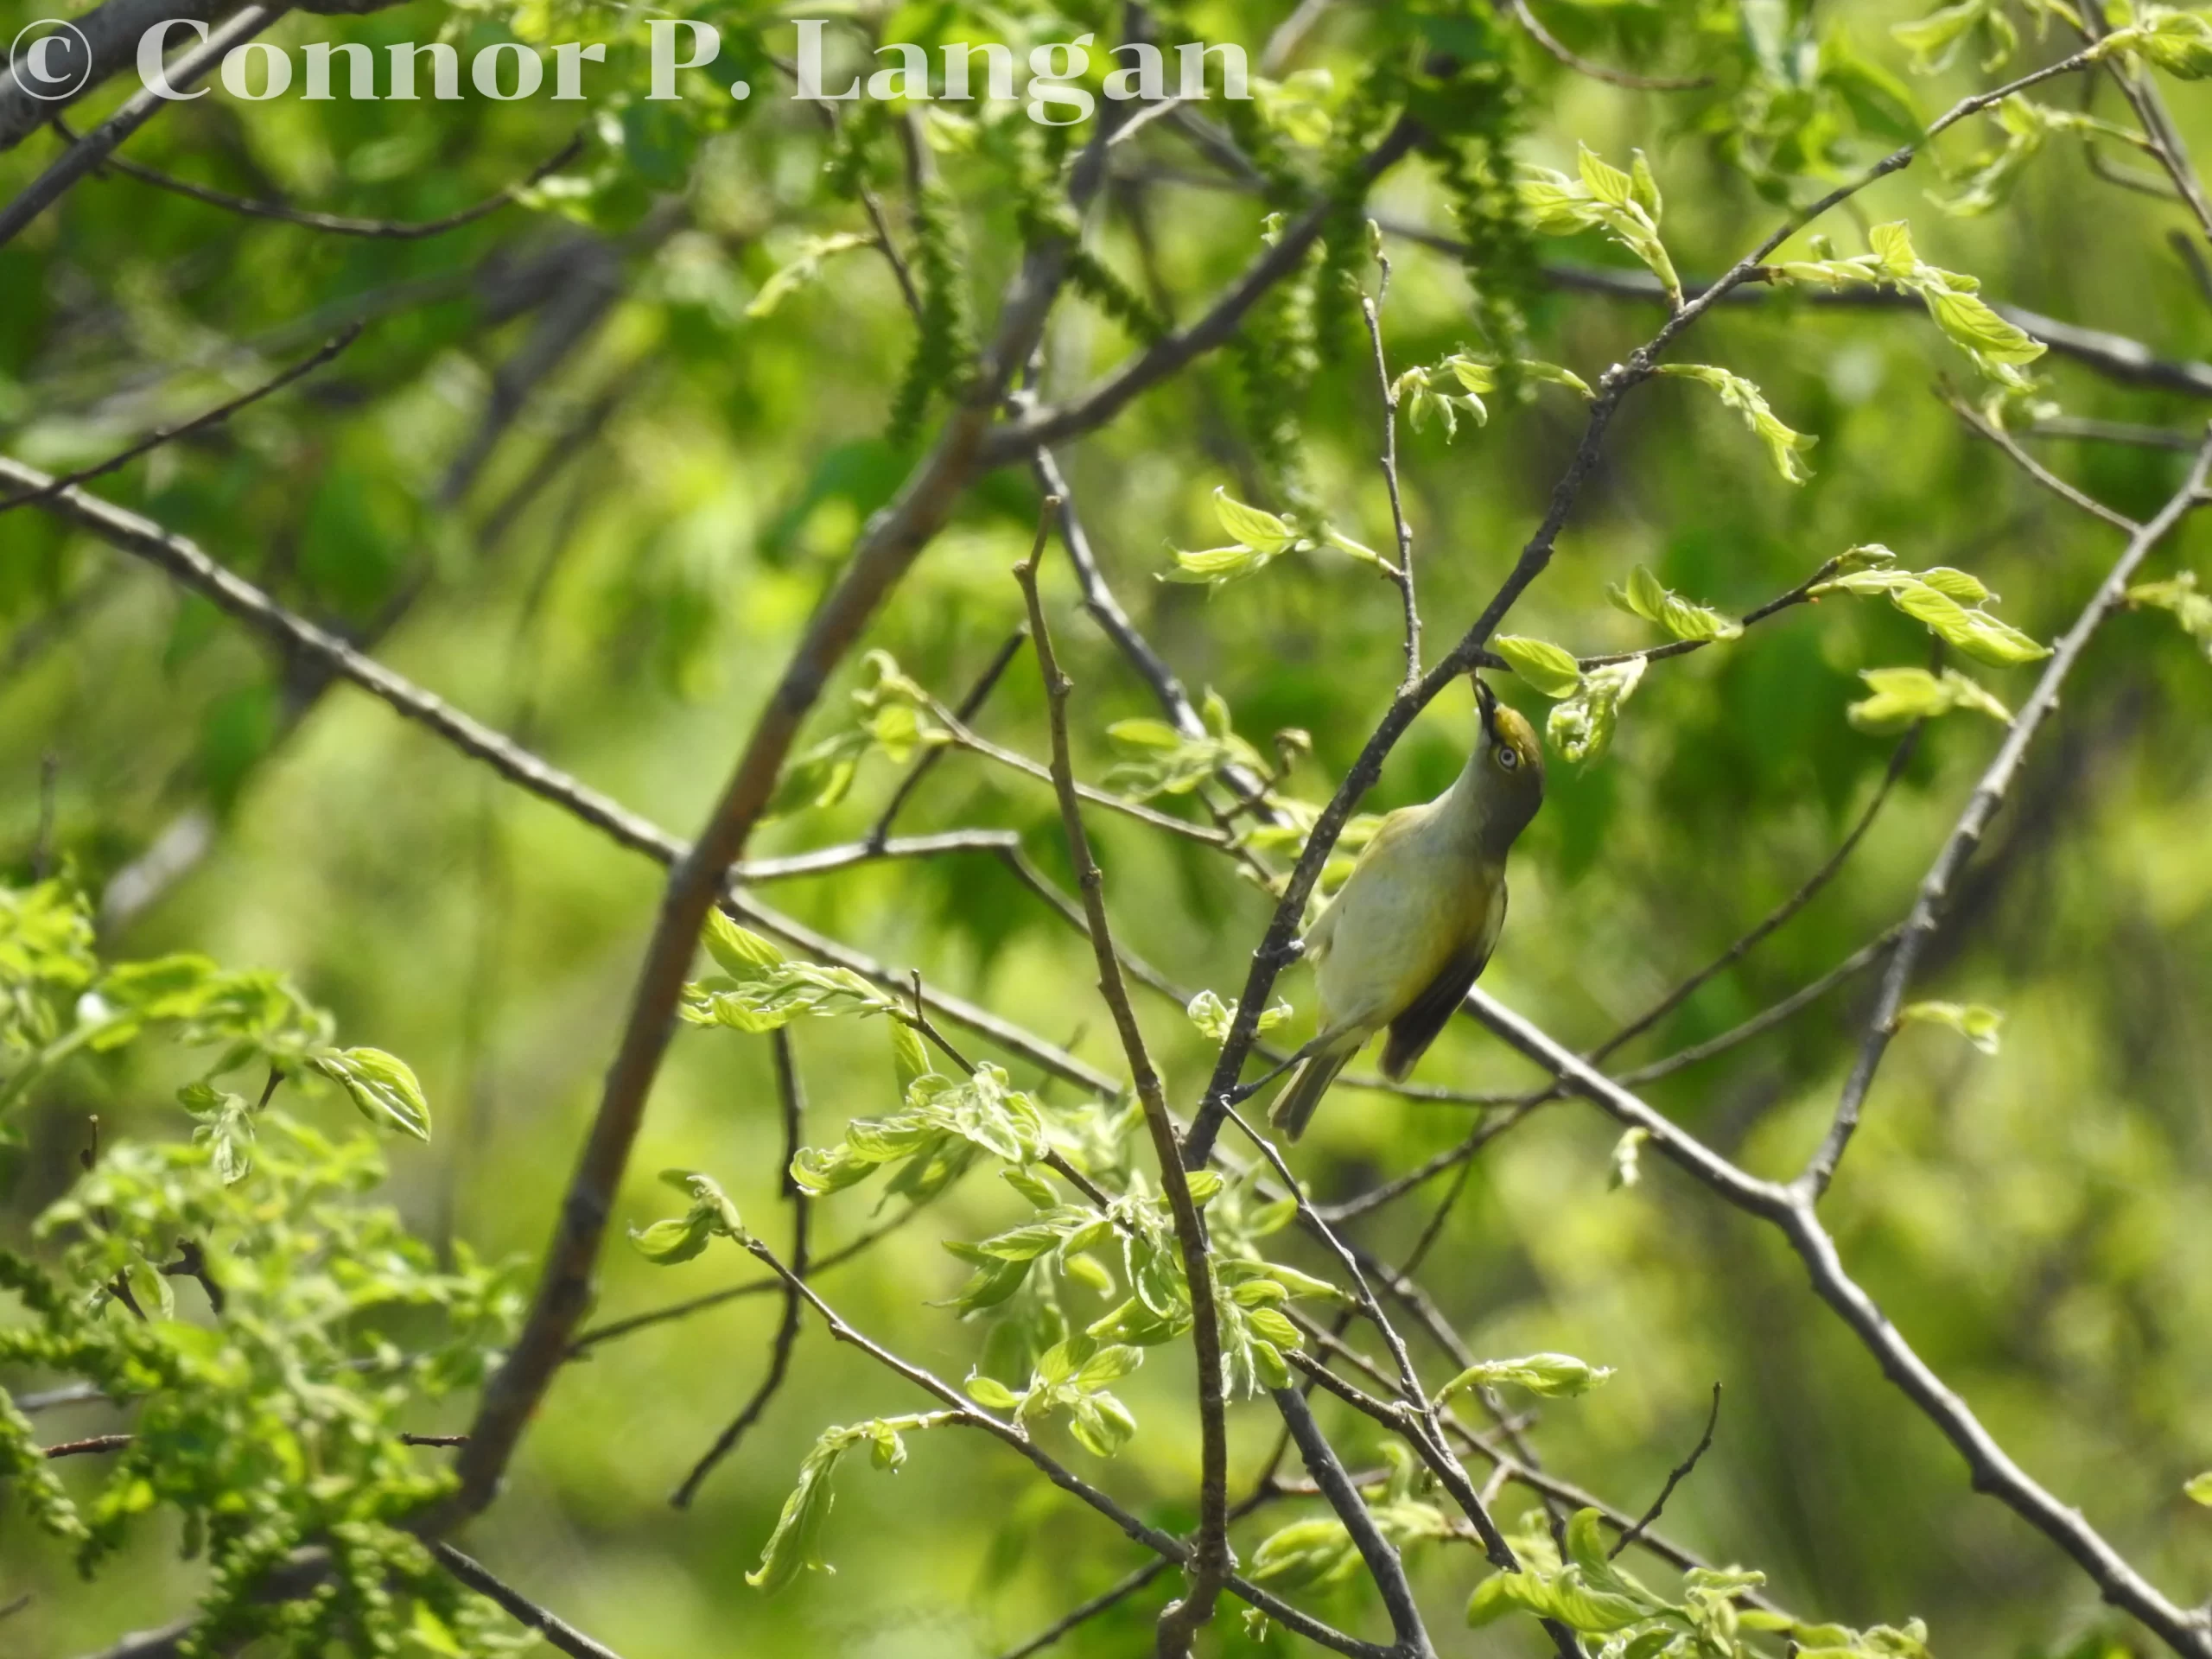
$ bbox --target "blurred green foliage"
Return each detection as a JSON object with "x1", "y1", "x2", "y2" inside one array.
[{"x1": 5, "y1": 0, "x2": 2212, "y2": 1655}]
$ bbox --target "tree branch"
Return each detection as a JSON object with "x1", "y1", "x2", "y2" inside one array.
[
  {"x1": 1014, "y1": 505, "x2": 1232, "y2": 1656},
  {"x1": 46, "y1": 119, "x2": 584, "y2": 240},
  {"x1": 0, "y1": 6, "x2": 289, "y2": 249},
  {"x1": 1796, "y1": 433, "x2": 2212, "y2": 1198},
  {"x1": 0, "y1": 325, "x2": 361, "y2": 516},
  {"x1": 1271, "y1": 1387, "x2": 1438, "y2": 1659},
  {"x1": 426, "y1": 1541, "x2": 628, "y2": 1659}
]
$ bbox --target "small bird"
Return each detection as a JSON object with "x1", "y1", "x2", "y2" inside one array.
[{"x1": 1269, "y1": 677, "x2": 1545, "y2": 1141}]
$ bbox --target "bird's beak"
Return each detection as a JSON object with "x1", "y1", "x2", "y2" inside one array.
[{"x1": 1473, "y1": 674, "x2": 1498, "y2": 739}]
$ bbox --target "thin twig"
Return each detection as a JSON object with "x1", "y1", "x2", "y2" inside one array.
[
  {"x1": 734, "y1": 830, "x2": 1022, "y2": 884},
  {"x1": 0, "y1": 7, "x2": 288, "y2": 250},
  {"x1": 1950, "y1": 396, "x2": 2142, "y2": 533},
  {"x1": 932, "y1": 706, "x2": 1235, "y2": 846},
  {"x1": 1501, "y1": 0, "x2": 1712, "y2": 90},
  {"x1": 1610, "y1": 1383, "x2": 1721, "y2": 1558},
  {"x1": 868, "y1": 630, "x2": 1029, "y2": 847},
  {"x1": 53, "y1": 119, "x2": 584, "y2": 240},
  {"x1": 1360, "y1": 255, "x2": 1421, "y2": 689},
  {"x1": 0, "y1": 327, "x2": 359, "y2": 516},
  {"x1": 566, "y1": 1204, "x2": 922, "y2": 1358},
  {"x1": 669, "y1": 1027, "x2": 811, "y2": 1507},
  {"x1": 427, "y1": 1542, "x2": 627, "y2": 1659},
  {"x1": 2026, "y1": 416, "x2": 2199, "y2": 452},
  {"x1": 1586, "y1": 729, "x2": 1921, "y2": 1058},
  {"x1": 1013, "y1": 501, "x2": 1232, "y2": 1656},
  {"x1": 1418, "y1": 245, "x2": 2212, "y2": 397},
  {"x1": 41, "y1": 1434, "x2": 133, "y2": 1459},
  {"x1": 1463, "y1": 987, "x2": 2212, "y2": 1656}
]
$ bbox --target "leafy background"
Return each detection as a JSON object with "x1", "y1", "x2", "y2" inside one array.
[{"x1": 3, "y1": 0, "x2": 2212, "y2": 1654}]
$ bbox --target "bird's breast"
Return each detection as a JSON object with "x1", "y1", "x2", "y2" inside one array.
[{"x1": 1313, "y1": 830, "x2": 1497, "y2": 1033}]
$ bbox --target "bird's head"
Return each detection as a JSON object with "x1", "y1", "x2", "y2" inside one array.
[{"x1": 1471, "y1": 676, "x2": 1546, "y2": 854}]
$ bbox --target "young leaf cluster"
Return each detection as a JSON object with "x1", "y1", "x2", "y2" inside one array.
[
  {"x1": 1, "y1": 879, "x2": 429, "y2": 1166},
  {"x1": 1773, "y1": 223, "x2": 2048, "y2": 388},
  {"x1": 1106, "y1": 689, "x2": 1267, "y2": 801},
  {"x1": 766, "y1": 651, "x2": 949, "y2": 820},
  {"x1": 3, "y1": 1117, "x2": 522, "y2": 1656},
  {"x1": 1165, "y1": 488, "x2": 1386, "y2": 589},
  {"x1": 1847, "y1": 666, "x2": 2012, "y2": 733},
  {"x1": 1470, "y1": 1509, "x2": 1930, "y2": 1658},
  {"x1": 680, "y1": 912, "x2": 903, "y2": 1035},
  {"x1": 2126, "y1": 570, "x2": 2212, "y2": 658},
  {"x1": 746, "y1": 1413, "x2": 950, "y2": 1593},
  {"x1": 1521, "y1": 146, "x2": 1682, "y2": 308},
  {"x1": 1249, "y1": 1445, "x2": 1455, "y2": 1591},
  {"x1": 1811, "y1": 546, "x2": 2050, "y2": 667},
  {"x1": 1395, "y1": 353, "x2": 1591, "y2": 441}
]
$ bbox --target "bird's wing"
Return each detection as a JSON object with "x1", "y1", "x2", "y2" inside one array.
[{"x1": 1378, "y1": 880, "x2": 1505, "y2": 1080}]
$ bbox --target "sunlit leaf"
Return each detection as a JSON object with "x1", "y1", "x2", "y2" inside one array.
[
  {"x1": 1897, "y1": 1001, "x2": 2005, "y2": 1055},
  {"x1": 1491, "y1": 635, "x2": 1584, "y2": 699}
]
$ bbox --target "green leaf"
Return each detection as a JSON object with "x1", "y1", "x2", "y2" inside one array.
[
  {"x1": 1066, "y1": 1391, "x2": 1138, "y2": 1457},
  {"x1": 1491, "y1": 635, "x2": 1584, "y2": 699},
  {"x1": 1548, "y1": 658, "x2": 1647, "y2": 766},
  {"x1": 1847, "y1": 666, "x2": 2012, "y2": 734},
  {"x1": 1608, "y1": 1127, "x2": 1648, "y2": 1192},
  {"x1": 1898, "y1": 1001, "x2": 2005, "y2": 1055},
  {"x1": 2102, "y1": 8, "x2": 2212, "y2": 78},
  {"x1": 181, "y1": 1082, "x2": 256, "y2": 1184},
  {"x1": 746, "y1": 232, "x2": 874, "y2": 319},
  {"x1": 1628, "y1": 149, "x2": 1662, "y2": 222},
  {"x1": 1917, "y1": 566, "x2": 1993, "y2": 603},
  {"x1": 1440, "y1": 1351, "x2": 1615, "y2": 1400},
  {"x1": 629, "y1": 1213, "x2": 715, "y2": 1264},
  {"x1": 308, "y1": 1047, "x2": 431, "y2": 1142},
  {"x1": 747, "y1": 1428, "x2": 855, "y2": 1592},
  {"x1": 703, "y1": 912, "x2": 785, "y2": 980},
  {"x1": 1814, "y1": 569, "x2": 2051, "y2": 667},
  {"x1": 1891, "y1": 581, "x2": 2051, "y2": 666},
  {"x1": 963, "y1": 1372, "x2": 1020, "y2": 1410},
  {"x1": 1891, "y1": 0, "x2": 2002, "y2": 74},
  {"x1": 2186, "y1": 1471, "x2": 2212, "y2": 1505},
  {"x1": 1001, "y1": 1166, "x2": 1058, "y2": 1210},
  {"x1": 1923, "y1": 284, "x2": 2046, "y2": 373},
  {"x1": 1251, "y1": 1518, "x2": 1363, "y2": 1589},
  {"x1": 1577, "y1": 143, "x2": 1637, "y2": 209},
  {"x1": 1660, "y1": 364, "x2": 1815, "y2": 483},
  {"x1": 1164, "y1": 543, "x2": 1281, "y2": 587},
  {"x1": 2128, "y1": 570, "x2": 2212, "y2": 658},
  {"x1": 1212, "y1": 488, "x2": 1299, "y2": 555},
  {"x1": 630, "y1": 1170, "x2": 747, "y2": 1263},
  {"x1": 1183, "y1": 989, "x2": 1294, "y2": 1043},
  {"x1": 1606, "y1": 564, "x2": 1743, "y2": 642},
  {"x1": 889, "y1": 1018, "x2": 932, "y2": 1093}
]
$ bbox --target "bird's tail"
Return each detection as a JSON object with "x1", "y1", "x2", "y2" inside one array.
[{"x1": 1270, "y1": 1044, "x2": 1354, "y2": 1142}]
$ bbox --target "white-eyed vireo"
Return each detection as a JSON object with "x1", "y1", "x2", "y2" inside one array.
[{"x1": 1269, "y1": 678, "x2": 1546, "y2": 1139}]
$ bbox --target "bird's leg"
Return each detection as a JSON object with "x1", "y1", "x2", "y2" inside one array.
[
  {"x1": 1220, "y1": 937, "x2": 1313, "y2": 1103},
  {"x1": 1224, "y1": 1046, "x2": 1309, "y2": 1105}
]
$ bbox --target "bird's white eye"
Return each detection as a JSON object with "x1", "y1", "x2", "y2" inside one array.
[{"x1": 1496, "y1": 744, "x2": 1517, "y2": 771}]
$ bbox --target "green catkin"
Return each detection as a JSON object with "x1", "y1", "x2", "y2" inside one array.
[
  {"x1": 888, "y1": 176, "x2": 978, "y2": 445},
  {"x1": 1067, "y1": 246, "x2": 1170, "y2": 342}
]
